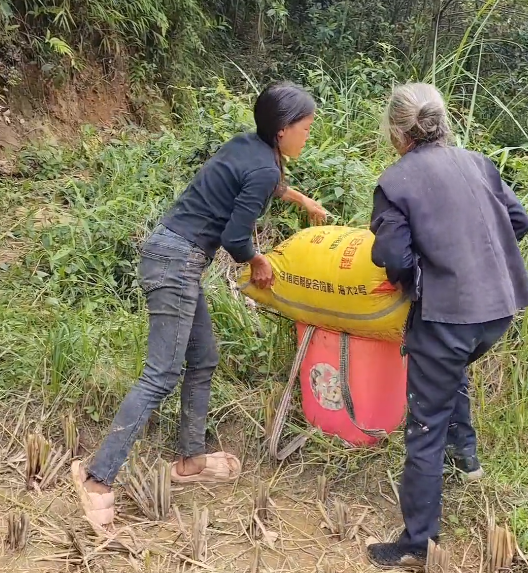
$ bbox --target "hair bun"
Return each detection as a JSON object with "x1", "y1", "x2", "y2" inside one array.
[
  {"x1": 382, "y1": 82, "x2": 451, "y2": 149},
  {"x1": 416, "y1": 101, "x2": 444, "y2": 134}
]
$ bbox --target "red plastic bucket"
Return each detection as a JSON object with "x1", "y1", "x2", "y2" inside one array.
[{"x1": 297, "y1": 323, "x2": 407, "y2": 446}]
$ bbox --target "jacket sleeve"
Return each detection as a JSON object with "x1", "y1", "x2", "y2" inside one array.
[
  {"x1": 370, "y1": 185, "x2": 415, "y2": 289},
  {"x1": 483, "y1": 156, "x2": 528, "y2": 242},
  {"x1": 221, "y1": 167, "x2": 280, "y2": 263},
  {"x1": 498, "y1": 180, "x2": 528, "y2": 242}
]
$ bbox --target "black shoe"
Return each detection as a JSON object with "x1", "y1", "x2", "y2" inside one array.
[
  {"x1": 444, "y1": 451, "x2": 484, "y2": 482},
  {"x1": 367, "y1": 542, "x2": 427, "y2": 570}
]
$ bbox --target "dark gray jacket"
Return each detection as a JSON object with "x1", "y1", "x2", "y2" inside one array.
[
  {"x1": 161, "y1": 133, "x2": 281, "y2": 263},
  {"x1": 370, "y1": 143, "x2": 528, "y2": 324}
]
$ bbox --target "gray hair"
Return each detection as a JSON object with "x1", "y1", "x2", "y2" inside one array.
[{"x1": 382, "y1": 83, "x2": 451, "y2": 150}]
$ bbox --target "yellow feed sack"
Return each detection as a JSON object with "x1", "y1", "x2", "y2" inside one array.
[{"x1": 238, "y1": 226, "x2": 410, "y2": 341}]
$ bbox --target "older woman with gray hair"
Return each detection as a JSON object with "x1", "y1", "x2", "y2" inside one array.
[{"x1": 367, "y1": 82, "x2": 528, "y2": 569}]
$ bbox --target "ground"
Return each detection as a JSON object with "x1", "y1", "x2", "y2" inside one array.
[
  {"x1": 0, "y1": 62, "x2": 133, "y2": 156},
  {"x1": 0, "y1": 400, "x2": 511, "y2": 573}
]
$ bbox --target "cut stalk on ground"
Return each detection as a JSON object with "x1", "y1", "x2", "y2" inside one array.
[
  {"x1": 25, "y1": 432, "x2": 70, "y2": 490},
  {"x1": 62, "y1": 412, "x2": 80, "y2": 457},
  {"x1": 317, "y1": 474, "x2": 328, "y2": 502},
  {"x1": 250, "y1": 542, "x2": 261, "y2": 573},
  {"x1": 124, "y1": 457, "x2": 172, "y2": 521},
  {"x1": 334, "y1": 500, "x2": 349, "y2": 541},
  {"x1": 192, "y1": 502, "x2": 209, "y2": 562},
  {"x1": 250, "y1": 480, "x2": 270, "y2": 539},
  {"x1": 425, "y1": 539, "x2": 450, "y2": 573},
  {"x1": 6, "y1": 512, "x2": 29, "y2": 551},
  {"x1": 487, "y1": 513, "x2": 515, "y2": 572}
]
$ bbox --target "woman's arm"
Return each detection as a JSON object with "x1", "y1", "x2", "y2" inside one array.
[
  {"x1": 279, "y1": 186, "x2": 327, "y2": 225},
  {"x1": 221, "y1": 167, "x2": 279, "y2": 289},
  {"x1": 370, "y1": 185, "x2": 415, "y2": 295}
]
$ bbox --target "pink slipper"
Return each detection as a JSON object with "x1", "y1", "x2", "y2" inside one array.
[
  {"x1": 71, "y1": 460, "x2": 115, "y2": 526},
  {"x1": 171, "y1": 452, "x2": 241, "y2": 483}
]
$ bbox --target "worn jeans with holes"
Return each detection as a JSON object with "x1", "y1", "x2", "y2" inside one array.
[
  {"x1": 88, "y1": 225, "x2": 217, "y2": 486},
  {"x1": 398, "y1": 301, "x2": 512, "y2": 551}
]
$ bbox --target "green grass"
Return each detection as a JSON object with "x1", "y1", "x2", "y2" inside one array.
[{"x1": 1, "y1": 63, "x2": 528, "y2": 550}]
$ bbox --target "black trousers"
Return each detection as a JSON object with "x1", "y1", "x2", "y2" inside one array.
[{"x1": 398, "y1": 302, "x2": 512, "y2": 551}]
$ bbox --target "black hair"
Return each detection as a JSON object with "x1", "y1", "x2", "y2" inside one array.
[
  {"x1": 254, "y1": 82, "x2": 316, "y2": 189},
  {"x1": 254, "y1": 81, "x2": 315, "y2": 148}
]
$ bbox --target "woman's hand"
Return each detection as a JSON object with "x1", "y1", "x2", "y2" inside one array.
[
  {"x1": 279, "y1": 186, "x2": 327, "y2": 226},
  {"x1": 249, "y1": 254, "x2": 274, "y2": 289},
  {"x1": 303, "y1": 197, "x2": 327, "y2": 225}
]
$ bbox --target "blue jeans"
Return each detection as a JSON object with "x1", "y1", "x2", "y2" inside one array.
[{"x1": 88, "y1": 225, "x2": 216, "y2": 485}]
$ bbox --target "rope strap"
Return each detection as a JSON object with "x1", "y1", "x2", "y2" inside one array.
[
  {"x1": 269, "y1": 325, "x2": 316, "y2": 461},
  {"x1": 339, "y1": 332, "x2": 388, "y2": 440},
  {"x1": 269, "y1": 326, "x2": 387, "y2": 461}
]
